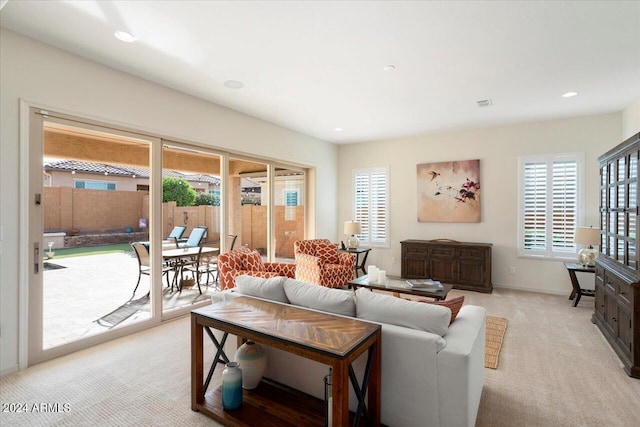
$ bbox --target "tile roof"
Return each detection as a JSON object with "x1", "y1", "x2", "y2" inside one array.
[{"x1": 44, "y1": 160, "x2": 221, "y2": 185}]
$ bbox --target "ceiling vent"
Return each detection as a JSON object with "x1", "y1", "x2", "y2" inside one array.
[{"x1": 476, "y1": 99, "x2": 493, "y2": 107}]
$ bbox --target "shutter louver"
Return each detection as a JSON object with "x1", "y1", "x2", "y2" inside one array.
[
  {"x1": 354, "y1": 169, "x2": 389, "y2": 246},
  {"x1": 523, "y1": 162, "x2": 547, "y2": 250}
]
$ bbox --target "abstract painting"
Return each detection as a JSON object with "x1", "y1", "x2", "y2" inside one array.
[{"x1": 417, "y1": 159, "x2": 481, "y2": 222}]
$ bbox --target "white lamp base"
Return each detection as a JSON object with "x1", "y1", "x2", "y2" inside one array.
[
  {"x1": 347, "y1": 235, "x2": 359, "y2": 249},
  {"x1": 578, "y1": 248, "x2": 598, "y2": 267}
]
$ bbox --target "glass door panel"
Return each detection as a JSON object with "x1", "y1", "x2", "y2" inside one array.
[
  {"x1": 162, "y1": 144, "x2": 221, "y2": 315},
  {"x1": 228, "y1": 157, "x2": 268, "y2": 257},
  {"x1": 41, "y1": 121, "x2": 152, "y2": 350},
  {"x1": 273, "y1": 167, "x2": 305, "y2": 262}
]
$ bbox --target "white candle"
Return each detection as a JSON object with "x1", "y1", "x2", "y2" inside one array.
[
  {"x1": 368, "y1": 266, "x2": 378, "y2": 284},
  {"x1": 378, "y1": 270, "x2": 386, "y2": 285}
]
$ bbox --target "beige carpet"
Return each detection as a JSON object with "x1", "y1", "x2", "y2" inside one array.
[
  {"x1": 2, "y1": 288, "x2": 640, "y2": 427},
  {"x1": 485, "y1": 316, "x2": 508, "y2": 369}
]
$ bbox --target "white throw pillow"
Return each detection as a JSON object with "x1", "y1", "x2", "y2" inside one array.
[
  {"x1": 283, "y1": 278, "x2": 356, "y2": 317},
  {"x1": 355, "y1": 288, "x2": 450, "y2": 337},
  {"x1": 235, "y1": 275, "x2": 289, "y2": 303}
]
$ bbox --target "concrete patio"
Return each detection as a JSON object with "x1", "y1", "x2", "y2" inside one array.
[{"x1": 42, "y1": 251, "x2": 219, "y2": 349}]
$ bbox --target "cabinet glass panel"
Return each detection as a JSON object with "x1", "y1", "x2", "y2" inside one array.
[
  {"x1": 629, "y1": 239, "x2": 637, "y2": 269},
  {"x1": 629, "y1": 182, "x2": 637, "y2": 208},
  {"x1": 630, "y1": 152, "x2": 638, "y2": 177},
  {"x1": 618, "y1": 157, "x2": 626, "y2": 181},
  {"x1": 609, "y1": 212, "x2": 617, "y2": 233},
  {"x1": 617, "y1": 238, "x2": 625, "y2": 263},
  {"x1": 609, "y1": 235, "x2": 616, "y2": 258},
  {"x1": 601, "y1": 229, "x2": 607, "y2": 254},
  {"x1": 629, "y1": 213, "x2": 636, "y2": 239},
  {"x1": 618, "y1": 212, "x2": 626, "y2": 235},
  {"x1": 618, "y1": 185, "x2": 626, "y2": 208},
  {"x1": 610, "y1": 186, "x2": 617, "y2": 208},
  {"x1": 601, "y1": 166, "x2": 607, "y2": 187},
  {"x1": 609, "y1": 162, "x2": 616, "y2": 183},
  {"x1": 601, "y1": 211, "x2": 607, "y2": 231}
]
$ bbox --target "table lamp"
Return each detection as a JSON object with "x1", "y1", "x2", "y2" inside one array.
[
  {"x1": 344, "y1": 221, "x2": 361, "y2": 249},
  {"x1": 574, "y1": 226, "x2": 600, "y2": 267}
]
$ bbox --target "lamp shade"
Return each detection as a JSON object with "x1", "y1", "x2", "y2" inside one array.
[
  {"x1": 344, "y1": 221, "x2": 361, "y2": 235},
  {"x1": 574, "y1": 227, "x2": 600, "y2": 247}
]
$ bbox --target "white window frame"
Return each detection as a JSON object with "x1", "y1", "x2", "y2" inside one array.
[
  {"x1": 353, "y1": 167, "x2": 390, "y2": 248},
  {"x1": 517, "y1": 152, "x2": 585, "y2": 260}
]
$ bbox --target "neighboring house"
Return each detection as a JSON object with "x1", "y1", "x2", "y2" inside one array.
[{"x1": 43, "y1": 160, "x2": 222, "y2": 194}]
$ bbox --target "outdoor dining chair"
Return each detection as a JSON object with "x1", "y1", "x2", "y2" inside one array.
[{"x1": 130, "y1": 242, "x2": 173, "y2": 296}]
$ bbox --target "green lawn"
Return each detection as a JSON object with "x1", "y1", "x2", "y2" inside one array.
[{"x1": 45, "y1": 243, "x2": 133, "y2": 259}]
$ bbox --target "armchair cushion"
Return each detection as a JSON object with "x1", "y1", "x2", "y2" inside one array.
[
  {"x1": 315, "y1": 242, "x2": 339, "y2": 265},
  {"x1": 244, "y1": 250, "x2": 266, "y2": 271}
]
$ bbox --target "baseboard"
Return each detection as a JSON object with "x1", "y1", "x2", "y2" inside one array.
[
  {"x1": 492, "y1": 283, "x2": 569, "y2": 296},
  {"x1": 1, "y1": 364, "x2": 19, "y2": 377}
]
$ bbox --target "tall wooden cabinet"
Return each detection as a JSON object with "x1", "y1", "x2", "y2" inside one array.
[
  {"x1": 593, "y1": 132, "x2": 640, "y2": 379},
  {"x1": 401, "y1": 240, "x2": 492, "y2": 293}
]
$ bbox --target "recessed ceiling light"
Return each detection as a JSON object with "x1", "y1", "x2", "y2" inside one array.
[
  {"x1": 562, "y1": 91, "x2": 578, "y2": 98},
  {"x1": 334, "y1": 128, "x2": 343, "y2": 132},
  {"x1": 383, "y1": 65, "x2": 396, "y2": 71},
  {"x1": 224, "y1": 80, "x2": 244, "y2": 89},
  {"x1": 114, "y1": 30, "x2": 136, "y2": 43}
]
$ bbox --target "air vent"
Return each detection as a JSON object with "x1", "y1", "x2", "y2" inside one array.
[{"x1": 477, "y1": 99, "x2": 493, "y2": 107}]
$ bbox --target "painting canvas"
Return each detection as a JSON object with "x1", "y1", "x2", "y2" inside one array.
[{"x1": 417, "y1": 159, "x2": 481, "y2": 222}]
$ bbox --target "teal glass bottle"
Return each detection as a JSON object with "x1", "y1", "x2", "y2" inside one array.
[{"x1": 222, "y1": 362, "x2": 242, "y2": 410}]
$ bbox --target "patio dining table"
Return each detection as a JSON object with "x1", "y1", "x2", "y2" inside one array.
[{"x1": 162, "y1": 246, "x2": 219, "y2": 291}]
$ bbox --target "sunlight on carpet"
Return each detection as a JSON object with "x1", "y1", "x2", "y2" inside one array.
[{"x1": 485, "y1": 315, "x2": 508, "y2": 369}]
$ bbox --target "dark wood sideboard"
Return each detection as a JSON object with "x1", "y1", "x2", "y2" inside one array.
[
  {"x1": 400, "y1": 240, "x2": 493, "y2": 293},
  {"x1": 593, "y1": 132, "x2": 640, "y2": 379}
]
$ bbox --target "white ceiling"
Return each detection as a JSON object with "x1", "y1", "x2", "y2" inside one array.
[{"x1": 2, "y1": 1, "x2": 639, "y2": 144}]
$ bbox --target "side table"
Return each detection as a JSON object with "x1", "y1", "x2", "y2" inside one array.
[
  {"x1": 340, "y1": 247, "x2": 371, "y2": 277},
  {"x1": 564, "y1": 262, "x2": 596, "y2": 307}
]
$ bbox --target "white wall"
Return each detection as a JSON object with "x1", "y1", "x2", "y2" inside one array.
[
  {"x1": 622, "y1": 96, "x2": 640, "y2": 140},
  {"x1": 338, "y1": 114, "x2": 621, "y2": 296},
  {"x1": 0, "y1": 29, "x2": 338, "y2": 374}
]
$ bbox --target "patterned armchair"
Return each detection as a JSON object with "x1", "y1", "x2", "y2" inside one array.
[
  {"x1": 217, "y1": 247, "x2": 296, "y2": 290},
  {"x1": 294, "y1": 239, "x2": 355, "y2": 288}
]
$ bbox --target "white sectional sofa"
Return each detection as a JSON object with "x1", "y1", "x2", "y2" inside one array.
[{"x1": 216, "y1": 276, "x2": 486, "y2": 427}]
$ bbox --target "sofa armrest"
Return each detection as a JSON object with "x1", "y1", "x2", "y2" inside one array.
[
  {"x1": 265, "y1": 262, "x2": 296, "y2": 278},
  {"x1": 437, "y1": 304, "x2": 486, "y2": 427}
]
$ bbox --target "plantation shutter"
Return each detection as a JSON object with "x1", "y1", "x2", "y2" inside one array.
[
  {"x1": 354, "y1": 168, "x2": 389, "y2": 246},
  {"x1": 523, "y1": 162, "x2": 547, "y2": 251},
  {"x1": 552, "y1": 160, "x2": 578, "y2": 252},
  {"x1": 519, "y1": 153, "x2": 582, "y2": 258}
]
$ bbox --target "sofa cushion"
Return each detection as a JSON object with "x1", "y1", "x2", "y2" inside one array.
[
  {"x1": 315, "y1": 242, "x2": 339, "y2": 264},
  {"x1": 235, "y1": 275, "x2": 289, "y2": 303},
  {"x1": 283, "y1": 278, "x2": 356, "y2": 317},
  {"x1": 355, "y1": 288, "x2": 450, "y2": 337},
  {"x1": 243, "y1": 250, "x2": 266, "y2": 271}
]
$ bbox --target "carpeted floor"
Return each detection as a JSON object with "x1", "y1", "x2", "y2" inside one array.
[{"x1": 1, "y1": 287, "x2": 639, "y2": 426}]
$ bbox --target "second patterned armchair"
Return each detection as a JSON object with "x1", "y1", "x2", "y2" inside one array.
[
  {"x1": 217, "y1": 247, "x2": 296, "y2": 290},
  {"x1": 294, "y1": 239, "x2": 355, "y2": 288}
]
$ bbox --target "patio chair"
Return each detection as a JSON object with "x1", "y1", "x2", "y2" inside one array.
[
  {"x1": 168, "y1": 225, "x2": 187, "y2": 241},
  {"x1": 131, "y1": 242, "x2": 173, "y2": 296},
  {"x1": 178, "y1": 226, "x2": 208, "y2": 248},
  {"x1": 182, "y1": 245, "x2": 219, "y2": 294}
]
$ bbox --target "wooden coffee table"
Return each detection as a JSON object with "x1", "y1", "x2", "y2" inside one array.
[
  {"x1": 191, "y1": 296, "x2": 382, "y2": 427},
  {"x1": 348, "y1": 274, "x2": 452, "y2": 301}
]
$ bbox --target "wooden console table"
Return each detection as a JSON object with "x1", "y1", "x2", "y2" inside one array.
[
  {"x1": 401, "y1": 240, "x2": 493, "y2": 293},
  {"x1": 191, "y1": 296, "x2": 382, "y2": 426}
]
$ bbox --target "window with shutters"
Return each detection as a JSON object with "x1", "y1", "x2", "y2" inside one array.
[
  {"x1": 353, "y1": 168, "x2": 389, "y2": 247},
  {"x1": 518, "y1": 153, "x2": 585, "y2": 259}
]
